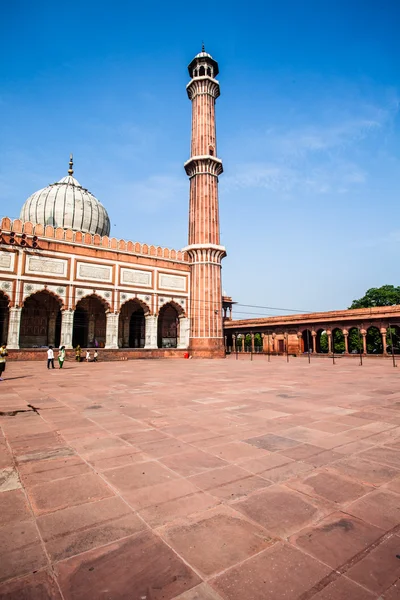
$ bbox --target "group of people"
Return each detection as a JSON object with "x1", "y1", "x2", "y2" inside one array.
[
  {"x1": 46, "y1": 345, "x2": 99, "y2": 369},
  {"x1": 74, "y1": 345, "x2": 99, "y2": 363}
]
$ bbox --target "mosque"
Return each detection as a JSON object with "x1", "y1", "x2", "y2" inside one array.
[{"x1": 0, "y1": 48, "x2": 226, "y2": 358}]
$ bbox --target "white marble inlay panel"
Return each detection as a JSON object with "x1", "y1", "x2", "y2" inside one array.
[
  {"x1": 27, "y1": 255, "x2": 67, "y2": 276},
  {"x1": 121, "y1": 268, "x2": 152, "y2": 287},
  {"x1": 0, "y1": 252, "x2": 14, "y2": 271},
  {"x1": 77, "y1": 262, "x2": 112, "y2": 282},
  {"x1": 159, "y1": 273, "x2": 186, "y2": 291}
]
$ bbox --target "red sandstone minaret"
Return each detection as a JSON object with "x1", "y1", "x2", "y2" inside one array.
[{"x1": 184, "y1": 46, "x2": 226, "y2": 357}]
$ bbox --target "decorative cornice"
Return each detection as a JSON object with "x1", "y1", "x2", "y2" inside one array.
[
  {"x1": 186, "y1": 77, "x2": 220, "y2": 100},
  {"x1": 182, "y1": 243, "x2": 227, "y2": 264},
  {"x1": 184, "y1": 155, "x2": 223, "y2": 178}
]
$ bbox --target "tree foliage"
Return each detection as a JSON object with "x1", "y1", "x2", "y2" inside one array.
[{"x1": 350, "y1": 285, "x2": 400, "y2": 309}]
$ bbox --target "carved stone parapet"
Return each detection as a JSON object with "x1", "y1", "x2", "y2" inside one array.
[
  {"x1": 184, "y1": 156, "x2": 223, "y2": 178},
  {"x1": 186, "y1": 77, "x2": 220, "y2": 100}
]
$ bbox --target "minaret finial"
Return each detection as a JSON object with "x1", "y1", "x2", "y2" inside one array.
[
  {"x1": 202, "y1": 41, "x2": 205, "y2": 52},
  {"x1": 68, "y1": 153, "x2": 74, "y2": 176}
]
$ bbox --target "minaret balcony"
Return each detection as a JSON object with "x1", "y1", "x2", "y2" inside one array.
[{"x1": 184, "y1": 155, "x2": 223, "y2": 178}]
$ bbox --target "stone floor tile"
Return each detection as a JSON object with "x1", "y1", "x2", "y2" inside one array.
[
  {"x1": 85, "y1": 447, "x2": 149, "y2": 470},
  {"x1": 382, "y1": 581, "x2": 400, "y2": 599},
  {"x1": 103, "y1": 460, "x2": 179, "y2": 492},
  {"x1": 37, "y1": 496, "x2": 146, "y2": 562},
  {"x1": 136, "y1": 436, "x2": 190, "y2": 458},
  {"x1": 238, "y1": 453, "x2": 293, "y2": 474},
  {"x1": 291, "y1": 511, "x2": 384, "y2": 569},
  {"x1": 0, "y1": 569, "x2": 62, "y2": 599},
  {"x1": 120, "y1": 428, "x2": 168, "y2": 445},
  {"x1": 287, "y1": 470, "x2": 372, "y2": 505},
  {"x1": 234, "y1": 485, "x2": 332, "y2": 538},
  {"x1": 258, "y1": 461, "x2": 315, "y2": 484},
  {"x1": 160, "y1": 449, "x2": 228, "y2": 477},
  {"x1": 278, "y1": 443, "x2": 326, "y2": 460},
  {"x1": 244, "y1": 433, "x2": 301, "y2": 452},
  {"x1": 18, "y1": 455, "x2": 91, "y2": 486},
  {"x1": 206, "y1": 441, "x2": 270, "y2": 462},
  {"x1": 27, "y1": 473, "x2": 114, "y2": 516},
  {"x1": 310, "y1": 576, "x2": 377, "y2": 599},
  {"x1": 161, "y1": 507, "x2": 274, "y2": 576},
  {"x1": 385, "y1": 476, "x2": 400, "y2": 494},
  {"x1": 0, "y1": 488, "x2": 31, "y2": 527},
  {"x1": 138, "y1": 491, "x2": 219, "y2": 528},
  {"x1": 330, "y1": 457, "x2": 400, "y2": 486},
  {"x1": 172, "y1": 582, "x2": 224, "y2": 599},
  {"x1": 303, "y1": 449, "x2": 344, "y2": 467},
  {"x1": 358, "y1": 447, "x2": 400, "y2": 469},
  {"x1": 188, "y1": 464, "x2": 254, "y2": 490},
  {"x1": 122, "y1": 478, "x2": 200, "y2": 510},
  {"x1": 0, "y1": 520, "x2": 48, "y2": 583},
  {"x1": 210, "y1": 542, "x2": 330, "y2": 600},
  {"x1": 56, "y1": 530, "x2": 201, "y2": 600},
  {"x1": 345, "y1": 535, "x2": 400, "y2": 594},
  {"x1": 346, "y1": 489, "x2": 400, "y2": 530}
]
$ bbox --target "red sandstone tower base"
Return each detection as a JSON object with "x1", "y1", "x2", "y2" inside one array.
[{"x1": 185, "y1": 48, "x2": 226, "y2": 358}]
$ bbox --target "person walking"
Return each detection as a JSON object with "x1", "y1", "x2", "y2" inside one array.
[
  {"x1": 75, "y1": 345, "x2": 81, "y2": 362},
  {"x1": 47, "y1": 346, "x2": 55, "y2": 369},
  {"x1": 0, "y1": 343, "x2": 8, "y2": 381},
  {"x1": 58, "y1": 346, "x2": 66, "y2": 369},
  {"x1": 93, "y1": 349, "x2": 98, "y2": 362},
  {"x1": 86, "y1": 349, "x2": 90, "y2": 362}
]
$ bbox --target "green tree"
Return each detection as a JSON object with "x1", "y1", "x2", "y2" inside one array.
[
  {"x1": 319, "y1": 332, "x2": 328, "y2": 352},
  {"x1": 350, "y1": 285, "x2": 400, "y2": 309}
]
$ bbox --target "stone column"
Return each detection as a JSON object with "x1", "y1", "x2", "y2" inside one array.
[
  {"x1": 327, "y1": 330, "x2": 332, "y2": 353},
  {"x1": 380, "y1": 329, "x2": 387, "y2": 354},
  {"x1": 144, "y1": 315, "x2": 158, "y2": 349},
  {"x1": 60, "y1": 309, "x2": 74, "y2": 349},
  {"x1": 271, "y1": 333, "x2": 276, "y2": 353},
  {"x1": 7, "y1": 307, "x2": 22, "y2": 349},
  {"x1": 105, "y1": 312, "x2": 119, "y2": 349},
  {"x1": 241, "y1": 334, "x2": 246, "y2": 353},
  {"x1": 123, "y1": 317, "x2": 130, "y2": 347},
  {"x1": 251, "y1": 333, "x2": 255, "y2": 353},
  {"x1": 48, "y1": 311, "x2": 57, "y2": 347},
  {"x1": 178, "y1": 316, "x2": 190, "y2": 349},
  {"x1": 343, "y1": 330, "x2": 349, "y2": 354},
  {"x1": 232, "y1": 334, "x2": 236, "y2": 353},
  {"x1": 297, "y1": 332, "x2": 302, "y2": 354},
  {"x1": 312, "y1": 331, "x2": 317, "y2": 353},
  {"x1": 361, "y1": 329, "x2": 367, "y2": 354}
]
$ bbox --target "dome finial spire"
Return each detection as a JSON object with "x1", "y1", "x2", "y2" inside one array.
[
  {"x1": 202, "y1": 41, "x2": 205, "y2": 52},
  {"x1": 68, "y1": 153, "x2": 74, "y2": 176}
]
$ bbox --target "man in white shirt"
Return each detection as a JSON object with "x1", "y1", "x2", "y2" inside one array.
[{"x1": 47, "y1": 346, "x2": 55, "y2": 369}]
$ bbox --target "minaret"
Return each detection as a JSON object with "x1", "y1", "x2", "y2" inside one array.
[{"x1": 184, "y1": 47, "x2": 226, "y2": 357}]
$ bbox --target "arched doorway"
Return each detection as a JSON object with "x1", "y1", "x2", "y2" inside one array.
[
  {"x1": 316, "y1": 329, "x2": 328, "y2": 353},
  {"x1": 20, "y1": 290, "x2": 62, "y2": 348},
  {"x1": 73, "y1": 295, "x2": 106, "y2": 348},
  {"x1": 332, "y1": 328, "x2": 345, "y2": 353},
  {"x1": 348, "y1": 327, "x2": 362, "y2": 354},
  {"x1": 366, "y1": 326, "x2": 382, "y2": 354},
  {"x1": 118, "y1": 300, "x2": 146, "y2": 348},
  {"x1": 302, "y1": 329, "x2": 312, "y2": 353},
  {"x1": 0, "y1": 292, "x2": 9, "y2": 344},
  {"x1": 157, "y1": 303, "x2": 180, "y2": 348},
  {"x1": 387, "y1": 325, "x2": 400, "y2": 354}
]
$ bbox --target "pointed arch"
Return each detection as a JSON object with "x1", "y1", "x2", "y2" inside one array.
[
  {"x1": 73, "y1": 294, "x2": 108, "y2": 348},
  {"x1": 158, "y1": 299, "x2": 186, "y2": 317},
  {"x1": 74, "y1": 292, "x2": 110, "y2": 312},
  {"x1": 118, "y1": 298, "x2": 148, "y2": 348},
  {"x1": 0, "y1": 290, "x2": 10, "y2": 344},
  {"x1": 22, "y1": 287, "x2": 64, "y2": 307},
  {"x1": 157, "y1": 301, "x2": 183, "y2": 348},
  {"x1": 20, "y1": 290, "x2": 62, "y2": 348}
]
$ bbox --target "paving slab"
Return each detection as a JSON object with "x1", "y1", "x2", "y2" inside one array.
[
  {"x1": 345, "y1": 534, "x2": 400, "y2": 594},
  {"x1": 0, "y1": 569, "x2": 63, "y2": 599},
  {"x1": 345, "y1": 489, "x2": 400, "y2": 530}
]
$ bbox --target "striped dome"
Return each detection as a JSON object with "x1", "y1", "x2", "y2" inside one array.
[{"x1": 19, "y1": 157, "x2": 110, "y2": 236}]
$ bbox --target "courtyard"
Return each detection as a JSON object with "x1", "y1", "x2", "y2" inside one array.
[{"x1": 0, "y1": 355, "x2": 399, "y2": 599}]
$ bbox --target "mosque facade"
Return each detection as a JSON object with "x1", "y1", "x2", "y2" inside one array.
[{"x1": 0, "y1": 49, "x2": 225, "y2": 358}]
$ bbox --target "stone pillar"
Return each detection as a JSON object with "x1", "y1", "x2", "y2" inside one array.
[
  {"x1": 312, "y1": 331, "x2": 317, "y2": 354},
  {"x1": 242, "y1": 334, "x2": 246, "y2": 353},
  {"x1": 361, "y1": 329, "x2": 367, "y2": 354},
  {"x1": 232, "y1": 334, "x2": 236, "y2": 353},
  {"x1": 7, "y1": 307, "x2": 22, "y2": 349},
  {"x1": 343, "y1": 330, "x2": 349, "y2": 354},
  {"x1": 122, "y1": 317, "x2": 130, "y2": 347},
  {"x1": 48, "y1": 311, "x2": 57, "y2": 347},
  {"x1": 60, "y1": 309, "x2": 74, "y2": 349},
  {"x1": 297, "y1": 332, "x2": 302, "y2": 354},
  {"x1": 88, "y1": 315, "x2": 95, "y2": 344},
  {"x1": 271, "y1": 333, "x2": 276, "y2": 353},
  {"x1": 2, "y1": 311, "x2": 9, "y2": 345},
  {"x1": 144, "y1": 315, "x2": 158, "y2": 349},
  {"x1": 105, "y1": 312, "x2": 119, "y2": 349},
  {"x1": 327, "y1": 330, "x2": 332, "y2": 353},
  {"x1": 380, "y1": 329, "x2": 387, "y2": 354},
  {"x1": 251, "y1": 333, "x2": 255, "y2": 353},
  {"x1": 178, "y1": 316, "x2": 190, "y2": 349}
]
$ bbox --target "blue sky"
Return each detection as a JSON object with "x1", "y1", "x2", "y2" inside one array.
[{"x1": 1, "y1": 0, "x2": 399, "y2": 318}]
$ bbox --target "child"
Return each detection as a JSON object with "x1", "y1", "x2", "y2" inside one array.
[
  {"x1": 0, "y1": 343, "x2": 8, "y2": 381},
  {"x1": 93, "y1": 349, "x2": 98, "y2": 362},
  {"x1": 86, "y1": 349, "x2": 90, "y2": 362},
  {"x1": 47, "y1": 346, "x2": 55, "y2": 369}
]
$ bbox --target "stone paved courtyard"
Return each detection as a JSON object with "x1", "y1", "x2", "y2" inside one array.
[{"x1": 0, "y1": 355, "x2": 400, "y2": 599}]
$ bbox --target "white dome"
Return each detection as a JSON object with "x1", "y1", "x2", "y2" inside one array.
[{"x1": 20, "y1": 157, "x2": 110, "y2": 236}]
